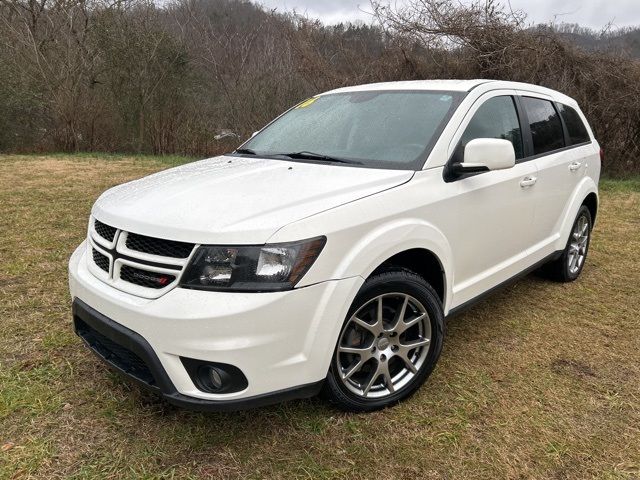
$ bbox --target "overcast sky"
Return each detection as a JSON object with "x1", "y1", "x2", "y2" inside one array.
[{"x1": 258, "y1": 0, "x2": 640, "y2": 30}]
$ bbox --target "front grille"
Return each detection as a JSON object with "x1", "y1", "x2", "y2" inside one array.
[
  {"x1": 92, "y1": 248, "x2": 110, "y2": 272},
  {"x1": 126, "y1": 232, "x2": 194, "y2": 259},
  {"x1": 120, "y1": 265, "x2": 175, "y2": 289},
  {"x1": 89, "y1": 221, "x2": 189, "y2": 296},
  {"x1": 94, "y1": 219, "x2": 117, "y2": 242},
  {"x1": 75, "y1": 318, "x2": 156, "y2": 387}
]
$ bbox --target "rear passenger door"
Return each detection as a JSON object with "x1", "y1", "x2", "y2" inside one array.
[{"x1": 517, "y1": 93, "x2": 592, "y2": 257}]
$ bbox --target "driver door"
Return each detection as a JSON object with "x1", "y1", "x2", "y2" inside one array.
[{"x1": 442, "y1": 91, "x2": 538, "y2": 308}]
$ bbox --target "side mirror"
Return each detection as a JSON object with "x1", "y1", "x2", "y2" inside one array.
[
  {"x1": 454, "y1": 138, "x2": 515, "y2": 174},
  {"x1": 251, "y1": 131, "x2": 259, "y2": 138}
]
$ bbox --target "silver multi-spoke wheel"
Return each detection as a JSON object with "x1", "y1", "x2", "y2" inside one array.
[
  {"x1": 568, "y1": 213, "x2": 589, "y2": 275},
  {"x1": 542, "y1": 206, "x2": 592, "y2": 283},
  {"x1": 335, "y1": 293, "x2": 431, "y2": 399}
]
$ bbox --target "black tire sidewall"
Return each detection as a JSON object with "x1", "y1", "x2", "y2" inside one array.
[
  {"x1": 562, "y1": 205, "x2": 592, "y2": 281},
  {"x1": 324, "y1": 270, "x2": 444, "y2": 412}
]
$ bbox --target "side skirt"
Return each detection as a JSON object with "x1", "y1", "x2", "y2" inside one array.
[{"x1": 446, "y1": 250, "x2": 563, "y2": 318}]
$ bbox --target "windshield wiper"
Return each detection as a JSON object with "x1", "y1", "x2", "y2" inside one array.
[
  {"x1": 234, "y1": 148, "x2": 362, "y2": 165},
  {"x1": 234, "y1": 148, "x2": 258, "y2": 155},
  {"x1": 278, "y1": 151, "x2": 362, "y2": 165}
]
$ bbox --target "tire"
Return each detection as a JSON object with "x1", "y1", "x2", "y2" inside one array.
[
  {"x1": 322, "y1": 269, "x2": 444, "y2": 412},
  {"x1": 542, "y1": 205, "x2": 592, "y2": 282}
]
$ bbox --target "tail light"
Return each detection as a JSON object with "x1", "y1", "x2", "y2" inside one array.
[{"x1": 599, "y1": 148, "x2": 604, "y2": 164}]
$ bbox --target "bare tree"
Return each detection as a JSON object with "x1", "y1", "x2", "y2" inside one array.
[{"x1": 0, "y1": 0, "x2": 638, "y2": 173}]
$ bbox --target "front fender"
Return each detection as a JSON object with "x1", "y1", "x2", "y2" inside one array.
[
  {"x1": 339, "y1": 219, "x2": 453, "y2": 309},
  {"x1": 272, "y1": 215, "x2": 454, "y2": 313}
]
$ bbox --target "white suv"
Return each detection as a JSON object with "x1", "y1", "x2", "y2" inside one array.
[{"x1": 68, "y1": 80, "x2": 600, "y2": 412}]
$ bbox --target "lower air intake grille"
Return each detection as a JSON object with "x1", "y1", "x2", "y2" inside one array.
[
  {"x1": 94, "y1": 219, "x2": 117, "y2": 242},
  {"x1": 75, "y1": 318, "x2": 156, "y2": 388},
  {"x1": 120, "y1": 265, "x2": 175, "y2": 289},
  {"x1": 92, "y1": 248, "x2": 110, "y2": 272}
]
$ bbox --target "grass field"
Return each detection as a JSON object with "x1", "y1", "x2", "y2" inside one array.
[{"x1": 1, "y1": 154, "x2": 639, "y2": 480}]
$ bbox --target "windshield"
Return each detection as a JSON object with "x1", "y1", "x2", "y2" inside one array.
[{"x1": 236, "y1": 90, "x2": 464, "y2": 170}]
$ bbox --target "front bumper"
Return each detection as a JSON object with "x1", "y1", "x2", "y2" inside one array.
[{"x1": 69, "y1": 241, "x2": 363, "y2": 409}]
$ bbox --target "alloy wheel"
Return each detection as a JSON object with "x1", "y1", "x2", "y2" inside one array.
[
  {"x1": 568, "y1": 213, "x2": 589, "y2": 275},
  {"x1": 335, "y1": 293, "x2": 431, "y2": 399}
]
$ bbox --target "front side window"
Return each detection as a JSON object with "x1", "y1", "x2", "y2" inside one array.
[
  {"x1": 458, "y1": 96, "x2": 524, "y2": 159},
  {"x1": 521, "y1": 97, "x2": 565, "y2": 155},
  {"x1": 238, "y1": 90, "x2": 463, "y2": 170},
  {"x1": 557, "y1": 103, "x2": 590, "y2": 145}
]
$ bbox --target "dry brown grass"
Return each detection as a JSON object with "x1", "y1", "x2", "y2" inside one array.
[{"x1": 0, "y1": 154, "x2": 639, "y2": 479}]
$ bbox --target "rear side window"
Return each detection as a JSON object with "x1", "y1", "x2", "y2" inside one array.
[
  {"x1": 521, "y1": 97, "x2": 565, "y2": 155},
  {"x1": 558, "y1": 103, "x2": 590, "y2": 145},
  {"x1": 459, "y1": 96, "x2": 524, "y2": 159}
]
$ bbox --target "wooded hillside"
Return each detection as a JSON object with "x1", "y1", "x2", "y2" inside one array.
[{"x1": 1, "y1": 0, "x2": 638, "y2": 175}]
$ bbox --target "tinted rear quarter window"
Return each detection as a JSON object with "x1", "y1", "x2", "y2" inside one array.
[
  {"x1": 521, "y1": 97, "x2": 565, "y2": 155},
  {"x1": 558, "y1": 103, "x2": 590, "y2": 145}
]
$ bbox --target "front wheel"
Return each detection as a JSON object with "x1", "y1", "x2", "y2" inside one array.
[{"x1": 323, "y1": 270, "x2": 444, "y2": 412}]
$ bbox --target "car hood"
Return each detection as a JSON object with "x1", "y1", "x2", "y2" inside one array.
[{"x1": 92, "y1": 155, "x2": 413, "y2": 244}]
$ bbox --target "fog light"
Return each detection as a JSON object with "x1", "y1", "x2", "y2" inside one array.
[
  {"x1": 207, "y1": 367, "x2": 223, "y2": 390},
  {"x1": 181, "y1": 358, "x2": 248, "y2": 394},
  {"x1": 196, "y1": 365, "x2": 224, "y2": 392}
]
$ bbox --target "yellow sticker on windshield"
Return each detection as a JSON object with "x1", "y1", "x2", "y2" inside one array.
[{"x1": 296, "y1": 97, "x2": 317, "y2": 109}]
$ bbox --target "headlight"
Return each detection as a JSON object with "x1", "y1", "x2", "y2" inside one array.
[{"x1": 179, "y1": 236, "x2": 326, "y2": 292}]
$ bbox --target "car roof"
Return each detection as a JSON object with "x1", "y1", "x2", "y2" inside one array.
[
  {"x1": 323, "y1": 79, "x2": 490, "y2": 93},
  {"x1": 321, "y1": 79, "x2": 578, "y2": 106}
]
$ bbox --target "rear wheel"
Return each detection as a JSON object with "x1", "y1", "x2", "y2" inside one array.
[
  {"x1": 543, "y1": 205, "x2": 592, "y2": 282},
  {"x1": 323, "y1": 270, "x2": 444, "y2": 412}
]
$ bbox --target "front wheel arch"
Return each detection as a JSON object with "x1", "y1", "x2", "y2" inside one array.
[{"x1": 370, "y1": 248, "x2": 446, "y2": 305}]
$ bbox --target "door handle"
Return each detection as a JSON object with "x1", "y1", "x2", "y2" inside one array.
[
  {"x1": 569, "y1": 161, "x2": 582, "y2": 171},
  {"x1": 520, "y1": 176, "x2": 537, "y2": 188}
]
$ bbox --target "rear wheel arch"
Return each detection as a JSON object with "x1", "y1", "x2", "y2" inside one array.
[
  {"x1": 582, "y1": 192, "x2": 598, "y2": 227},
  {"x1": 555, "y1": 178, "x2": 598, "y2": 253}
]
